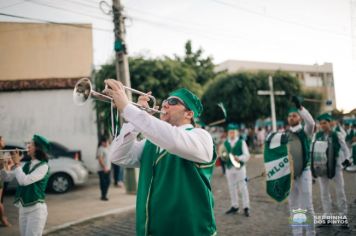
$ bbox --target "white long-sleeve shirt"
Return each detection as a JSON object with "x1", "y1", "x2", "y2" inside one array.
[
  {"x1": 0, "y1": 160, "x2": 49, "y2": 210},
  {"x1": 0, "y1": 159, "x2": 49, "y2": 186},
  {"x1": 109, "y1": 104, "x2": 214, "y2": 167},
  {"x1": 227, "y1": 137, "x2": 250, "y2": 163}
]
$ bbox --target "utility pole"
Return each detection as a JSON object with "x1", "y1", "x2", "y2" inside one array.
[
  {"x1": 112, "y1": 0, "x2": 136, "y2": 194},
  {"x1": 257, "y1": 75, "x2": 285, "y2": 132}
]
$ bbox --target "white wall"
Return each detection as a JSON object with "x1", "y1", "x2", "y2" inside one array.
[{"x1": 0, "y1": 90, "x2": 98, "y2": 172}]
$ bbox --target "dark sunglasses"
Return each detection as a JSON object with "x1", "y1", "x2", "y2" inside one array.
[{"x1": 163, "y1": 97, "x2": 189, "y2": 110}]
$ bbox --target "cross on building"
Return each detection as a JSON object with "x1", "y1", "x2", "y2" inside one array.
[{"x1": 257, "y1": 75, "x2": 285, "y2": 132}]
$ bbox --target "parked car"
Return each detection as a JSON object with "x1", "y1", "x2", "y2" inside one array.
[
  {"x1": 4, "y1": 143, "x2": 88, "y2": 193},
  {"x1": 49, "y1": 141, "x2": 82, "y2": 161}
]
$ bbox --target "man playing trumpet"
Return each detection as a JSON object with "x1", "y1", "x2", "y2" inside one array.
[
  {"x1": 105, "y1": 79, "x2": 217, "y2": 236},
  {"x1": 220, "y1": 123, "x2": 251, "y2": 217}
]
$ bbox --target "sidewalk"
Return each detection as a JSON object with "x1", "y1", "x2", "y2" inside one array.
[{"x1": 0, "y1": 175, "x2": 136, "y2": 236}]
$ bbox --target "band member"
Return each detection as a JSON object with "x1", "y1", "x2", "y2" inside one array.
[
  {"x1": 286, "y1": 96, "x2": 315, "y2": 236},
  {"x1": 105, "y1": 79, "x2": 217, "y2": 236},
  {"x1": 0, "y1": 134, "x2": 50, "y2": 236},
  {"x1": 220, "y1": 123, "x2": 250, "y2": 216},
  {"x1": 330, "y1": 118, "x2": 351, "y2": 166},
  {"x1": 313, "y1": 113, "x2": 350, "y2": 228}
]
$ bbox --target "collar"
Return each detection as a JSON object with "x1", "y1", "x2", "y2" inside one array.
[
  {"x1": 178, "y1": 124, "x2": 194, "y2": 129},
  {"x1": 228, "y1": 137, "x2": 238, "y2": 143},
  {"x1": 289, "y1": 123, "x2": 302, "y2": 133},
  {"x1": 30, "y1": 159, "x2": 40, "y2": 165}
]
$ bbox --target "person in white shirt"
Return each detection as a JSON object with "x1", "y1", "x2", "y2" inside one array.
[
  {"x1": 97, "y1": 137, "x2": 111, "y2": 201},
  {"x1": 104, "y1": 79, "x2": 217, "y2": 236},
  {"x1": 313, "y1": 113, "x2": 351, "y2": 229},
  {"x1": 0, "y1": 134, "x2": 50, "y2": 236},
  {"x1": 220, "y1": 123, "x2": 251, "y2": 217},
  {"x1": 286, "y1": 96, "x2": 316, "y2": 236}
]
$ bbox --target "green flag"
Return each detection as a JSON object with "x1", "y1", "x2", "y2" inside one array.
[{"x1": 264, "y1": 132, "x2": 292, "y2": 202}]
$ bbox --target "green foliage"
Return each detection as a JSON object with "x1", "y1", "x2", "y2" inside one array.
[
  {"x1": 129, "y1": 56, "x2": 201, "y2": 103},
  {"x1": 93, "y1": 41, "x2": 322, "y2": 132},
  {"x1": 175, "y1": 40, "x2": 217, "y2": 85},
  {"x1": 93, "y1": 40, "x2": 216, "y2": 136},
  {"x1": 201, "y1": 71, "x2": 320, "y2": 126}
]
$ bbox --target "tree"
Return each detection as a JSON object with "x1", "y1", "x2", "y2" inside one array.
[
  {"x1": 129, "y1": 56, "x2": 202, "y2": 101},
  {"x1": 93, "y1": 41, "x2": 212, "y2": 137},
  {"x1": 176, "y1": 40, "x2": 218, "y2": 86},
  {"x1": 201, "y1": 71, "x2": 321, "y2": 126}
]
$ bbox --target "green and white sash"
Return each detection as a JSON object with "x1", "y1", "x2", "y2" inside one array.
[{"x1": 264, "y1": 132, "x2": 292, "y2": 202}]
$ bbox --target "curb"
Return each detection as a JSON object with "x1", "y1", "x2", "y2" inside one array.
[{"x1": 43, "y1": 204, "x2": 136, "y2": 235}]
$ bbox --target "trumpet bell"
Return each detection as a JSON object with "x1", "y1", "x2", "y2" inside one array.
[
  {"x1": 229, "y1": 153, "x2": 241, "y2": 169},
  {"x1": 73, "y1": 78, "x2": 92, "y2": 105}
]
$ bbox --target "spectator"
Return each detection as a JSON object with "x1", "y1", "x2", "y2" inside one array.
[{"x1": 97, "y1": 137, "x2": 111, "y2": 201}]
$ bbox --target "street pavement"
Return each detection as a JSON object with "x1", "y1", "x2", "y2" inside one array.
[
  {"x1": 0, "y1": 174, "x2": 136, "y2": 236},
  {"x1": 2, "y1": 155, "x2": 356, "y2": 235}
]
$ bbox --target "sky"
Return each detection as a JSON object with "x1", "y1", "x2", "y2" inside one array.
[{"x1": 0, "y1": 0, "x2": 355, "y2": 112}]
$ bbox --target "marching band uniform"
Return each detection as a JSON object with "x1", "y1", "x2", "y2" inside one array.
[
  {"x1": 331, "y1": 120, "x2": 351, "y2": 165},
  {"x1": 0, "y1": 134, "x2": 50, "y2": 236},
  {"x1": 222, "y1": 124, "x2": 251, "y2": 217},
  {"x1": 314, "y1": 113, "x2": 350, "y2": 226},
  {"x1": 109, "y1": 88, "x2": 217, "y2": 236},
  {"x1": 286, "y1": 105, "x2": 315, "y2": 236}
]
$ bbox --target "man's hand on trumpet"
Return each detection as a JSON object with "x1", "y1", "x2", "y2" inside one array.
[
  {"x1": 137, "y1": 91, "x2": 160, "y2": 115},
  {"x1": 103, "y1": 79, "x2": 130, "y2": 112}
]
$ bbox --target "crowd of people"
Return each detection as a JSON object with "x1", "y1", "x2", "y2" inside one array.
[{"x1": 0, "y1": 81, "x2": 355, "y2": 236}]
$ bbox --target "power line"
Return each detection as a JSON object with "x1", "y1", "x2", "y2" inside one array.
[
  {"x1": 27, "y1": 0, "x2": 111, "y2": 22},
  {"x1": 127, "y1": 14, "x2": 283, "y2": 47},
  {"x1": 63, "y1": 0, "x2": 101, "y2": 10},
  {"x1": 0, "y1": 12, "x2": 113, "y2": 33},
  {"x1": 210, "y1": 0, "x2": 350, "y2": 38}
]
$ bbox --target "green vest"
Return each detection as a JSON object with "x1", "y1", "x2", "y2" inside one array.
[
  {"x1": 314, "y1": 131, "x2": 341, "y2": 179},
  {"x1": 287, "y1": 127, "x2": 311, "y2": 170},
  {"x1": 136, "y1": 135, "x2": 217, "y2": 236},
  {"x1": 223, "y1": 139, "x2": 244, "y2": 169},
  {"x1": 14, "y1": 161, "x2": 49, "y2": 207}
]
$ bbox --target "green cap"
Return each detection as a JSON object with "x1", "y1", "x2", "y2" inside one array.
[
  {"x1": 227, "y1": 123, "x2": 239, "y2": 131},
  {"x1": 32, "y1": 134, "x2": 51, "y2": 153},
  {"x1": 317, "y1": 113, "x2": 333, "y2": 122},
  {"x1": 169, "y1": 88, "x2": 203, "y2": 118},
  {"x1": 288, "y1": 107, "x2": 299, "y2": 115}
]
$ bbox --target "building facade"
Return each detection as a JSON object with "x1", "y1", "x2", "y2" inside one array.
[
  {"x1": 0, "y1": 22, "x2": 98, "y2": 172},
  {"x1": 216, "y1": 60, "x2": 336, "y2": 111}
]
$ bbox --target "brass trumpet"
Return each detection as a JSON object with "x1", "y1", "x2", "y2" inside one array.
[
  {"x1": 220, "y1": 146, "x2": 241, "y2": 169},
  {"x1": 0, "y1": 149, "x2": 28, "y2": 153},
  {"x1": 73, "y1": 78, "x2": 164, "y2": 114},
  {"x1": 0, "y1": 149, "x2": 27, "y2": 160}
]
